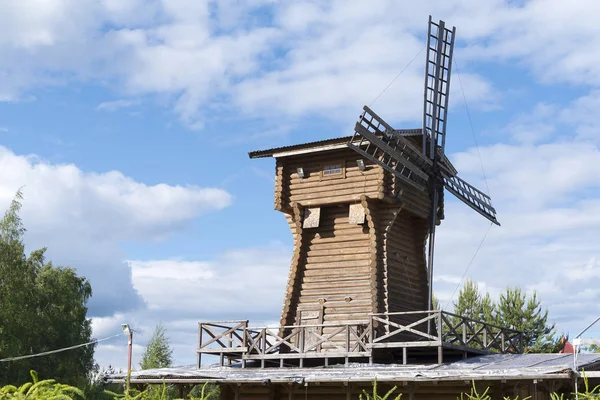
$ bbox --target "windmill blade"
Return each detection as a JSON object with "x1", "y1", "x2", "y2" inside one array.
[
  {"x1": 422, "y1": 16, "x2": 456, "y2": 159},
  {"x1": 348, "y1": 106, "x2": 432, "y2": 191},
  {"x1": 438, "y1": 150, "x2": 457, "y2": 177},
  {"x1": 443, "y1": 174, "x2": 500, "y2": 225}
]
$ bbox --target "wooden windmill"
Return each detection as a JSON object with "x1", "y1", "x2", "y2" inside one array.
[
  {"x1": 346, "y1": 16, "x2": 500, "y2": 313},
  {"x1": 249, "y1": 16, "x2": 499, "y2": 342}
]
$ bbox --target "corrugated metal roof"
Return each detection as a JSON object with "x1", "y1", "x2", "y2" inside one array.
[
  {"x1": 248, "y1": 129, "x2": 422, "y2": 159},
  {"x1": 105, "y1": 354, "x2": 600, "y2": 384}
]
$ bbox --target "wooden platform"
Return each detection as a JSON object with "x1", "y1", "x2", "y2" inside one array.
[{"x1": 197, "y1": 310, "x2": 523, "y2": 368}]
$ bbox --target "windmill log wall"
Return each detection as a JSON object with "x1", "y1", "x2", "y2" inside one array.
[
  {"x1": 277, "y1": 149, "x2": 385, "y2": 209},
  {"x1": 274, "y1": 146, "x2": 436, "y2": 339},
  {"x1": 380, "y1": 204, "x2": 430, "y2": 314}
]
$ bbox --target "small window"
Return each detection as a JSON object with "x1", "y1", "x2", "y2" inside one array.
[{"x1": 322, "y1": 164, "x2": 343, "y2": 176}]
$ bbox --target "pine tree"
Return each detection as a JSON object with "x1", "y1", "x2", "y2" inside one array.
[
  {"x1": 140, "y1": 322, "x2": 173, "y2": 370},
  {"x1": 448, "y1": 281, "x2": 557, "y2": 353},
  {"x1": 452, "y1": 279, "x2": 495, "y2": 322},
  {"x1": 495, "y1": 287, "x2": 557, "y2": 352}
]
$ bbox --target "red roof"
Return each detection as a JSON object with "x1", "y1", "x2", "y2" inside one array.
[{"x1": 559, "y1": 339, "x2": 574, "y2": 354}]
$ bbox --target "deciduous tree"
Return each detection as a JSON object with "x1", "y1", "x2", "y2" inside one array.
[{"x1": 0, "y1": 190, "x2": 95, "y2": 386}]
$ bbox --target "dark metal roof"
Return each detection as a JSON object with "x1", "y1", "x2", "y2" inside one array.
[
  {"x1": 248, "y1": 129, "x2": 422, "y2": 159},
  {"x1": 105, "y1": 354, "x2": 600, "y2": 384},
  {"x1": 248, "y1": 136, "x2": 353, "y2": 159}
]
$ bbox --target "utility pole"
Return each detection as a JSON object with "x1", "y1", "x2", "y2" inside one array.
[{"x1": 122, "y1": 324, "x2": 133, "y2": 393}]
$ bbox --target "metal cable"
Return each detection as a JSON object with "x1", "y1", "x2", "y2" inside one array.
[
  {"x1": 453, "y1": 55, "x2": 492, "y2": 196},
  {"x1": 443, "y1": 221, "x2": 493, "y2": 310},
  {"x1": 369, "y1": 46, "x2": 426, "y2": 107},
  {"x1": 442, "y1": 55, "x2": 495, "y2": 310},
  {"x1": 0, "y1": 333, "x2": 124, "y2": 362}
]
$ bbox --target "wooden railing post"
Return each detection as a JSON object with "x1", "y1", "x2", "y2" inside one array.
[
  {"x1": 198, "y1": 322, "x2": 202, "y2": 368},
  {"x1": 260, "y1": 329, "x2": 266, "y2": 368},
  {"x1": 242, "y1": 322, "x2": 248, "y2": 350},
  {"x1": 299, "y1": 327, "x2": 305, "y2": 353},
  {"x1": 242, "y1": 322, "x2": 248, "y2": 368},
  {"x1": 437, "y1": 311, "x2": 443, "y2": 342},
  {"x1": 483, "y1": 328, "x2": 487, "y2": 348},
  {"x1": 346, "y1": 325, "x2": 350, "y2": 352},
  {"x1": 258, "y1": 328, "x2": 267, "y2": 354},
  {"x1": 368, "y1": 319, "x2": 374, "y2": 365},
  {"x1": 370, "y1": 316, "x2": 375, "y2": 344},
  {"x1": 437, "y1": 311, "x2": 443, "y2": 364}
]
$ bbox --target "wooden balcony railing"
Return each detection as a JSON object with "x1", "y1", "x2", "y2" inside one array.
[{"x1": 197, "y1": 311, "x2": 523, "y2": 368}]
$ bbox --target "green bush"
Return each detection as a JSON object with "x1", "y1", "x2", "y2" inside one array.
[
  {"x1": 555, "y1": 371, "x2": 600, "y2": 400},
  {"x1": 457, "y1": 380, "x2": 530, "y2": 400},
  {"x1": 0, "y1": 371, "x2": 215, "y2": 400},
  {"x1": 360, "y1": 378, "x2": 402, "y2": 400},
  {"x1": 0, "y1": 370, "x2": 84, "y2": 399},
  {"x1": 107, "y1": 381, "x2": 216, "y2": 400}
]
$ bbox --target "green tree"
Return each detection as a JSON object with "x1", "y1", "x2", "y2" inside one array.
[
  {"x1": 448, "y1": 281, "x2": 557, "y2": 353},
  {"x1": 448, "y1": 280, "x2": 496, "y2": 349},
  {"x1": 452, "y1": 279, "x2": 495, "y2": 322},
  {"x1": 0, "y1": 190, "x2": 95, "y2": 386},
  {"x1": 140, "y1": 323, "x2": 173, "y2": 370},
  {"x1": 495, "y1": 287, "x2": 556, "y2": 352},
  {"x1": 587, "y1": 344, "x2": 600, "y2": 353}
]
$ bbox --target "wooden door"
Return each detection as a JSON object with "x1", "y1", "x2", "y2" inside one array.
[{"x1": 298, "y1": 309, "x2": 322, "y2": 352}]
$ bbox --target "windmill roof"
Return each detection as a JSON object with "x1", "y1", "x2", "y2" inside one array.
[
  {"x1": 248, "y1": 129, "x2": 423, "y2": 159},
  {"x1": 248, "y1": 136, "x2": 354, "y2": 159}
]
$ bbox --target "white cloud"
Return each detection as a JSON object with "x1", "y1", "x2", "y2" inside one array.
[
  {"x1": 460, "y1": 0, "x2": 600, "y2": 87},
  {"x1": 128, "y1": 245, "x2": 289, "y2": 318},
  {"x1": 0, "y1": 146, "x2": 232, "y2": 316},
  {"x1": 91, "y1": 313, "x2": 128, "y2": 339},
  {"x1": 494, "y1": 103, "x2": 559, "y2": 145},
  {"x1": 0, "y1": 0, "x2": 548, "y2": 128},
  {"x1": 233, "y1": 2, "x2": 499, "y2": 125},
  {"x1": 93, "y1": 244, "x2": 290, "y2": 369},
  {"x1": 558, "y1": 90, "x2": 600, "y2": 143},
  {"x1": 452, "y1": 141, "x2": 600, "y2": 211},
  {"x1": 96, "y1": 99, "x2": 139, "y2": 112}
]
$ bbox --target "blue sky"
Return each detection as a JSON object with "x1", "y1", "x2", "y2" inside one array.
[{"x1": 1, "y1": 0, "x2": 600, "y2": 370}]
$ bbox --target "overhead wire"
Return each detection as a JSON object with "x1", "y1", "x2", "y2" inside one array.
[
  {"x1": 453, "y1": 55, "x2": 492, "y2": 196},
  {"x1": 369, "y1": 46, "x2": 426, "y2": 107},
  {"x1": 443, "y1": 55, "x2": 495, "y2": 310},
  {"x1": 0, "y1": 332, "x2": 124, "y2": 362},
  {"x1": 443, "y1": 221, "x2": 493, "y2": 310}
]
